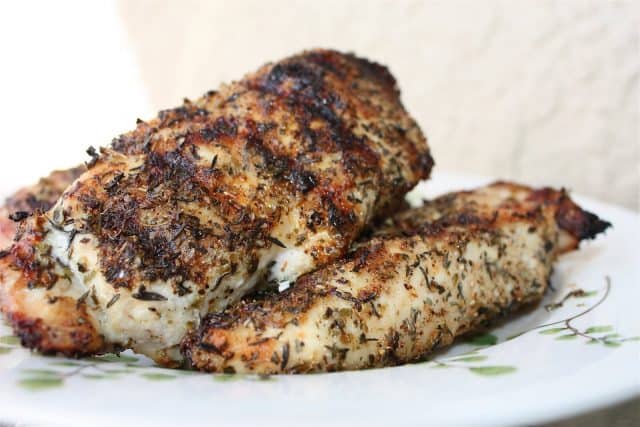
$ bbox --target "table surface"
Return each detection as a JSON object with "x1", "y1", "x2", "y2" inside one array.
[
  {"x1": 547, "y1": 398, "x2": 638, "y2": 427},
  {"x1": 1, "y1": 398, "x2": 638, "y2": 427}
]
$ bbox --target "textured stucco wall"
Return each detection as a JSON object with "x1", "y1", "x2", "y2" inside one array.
[{"x1": 119, "y1": 0, "x2": 639, "y2": 210}]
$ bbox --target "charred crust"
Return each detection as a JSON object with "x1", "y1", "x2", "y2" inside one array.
[
  {"x1": 86, "y1": 146, "x2": 100, "y2": 168},
  {"x1": 325, "y1": 195, "x2": 356, "y2": 230},
  {"x1": 157, "y1": 104, "x2": 210, "y2": 128},
  {"x1": 199, "y1": 116, "x2": 238, "y2": 141},
  {"x1": 287, "y1": 169, "x2": 317, "y2": 193},
  {"x1": 555, "y1": 196, "x2": 611, "y2": 241},
  {"x1": 4, "y1": 302, "x2": 105, "y2": 357},
  {"x1": 243, "y1": 119, "x2": 318, "y2": 194},
  {"x1": 8, "y1": 211, "x2": 30, "y2": 222}
]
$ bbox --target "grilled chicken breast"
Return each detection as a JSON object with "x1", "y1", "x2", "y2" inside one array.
[
  {"x1": 182, "y1": 182, "x2": 610, "y2": 374},
  {"x1": 0, "y1": 50, "x2": 432, "y2": 365},
  {"x1": 0, "y1": 166, "x2": 84, "y2": 249}
]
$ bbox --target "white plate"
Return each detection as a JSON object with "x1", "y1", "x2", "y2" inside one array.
[{"x1": 0, "y1": 172, "x2": 638, "y2": 427}]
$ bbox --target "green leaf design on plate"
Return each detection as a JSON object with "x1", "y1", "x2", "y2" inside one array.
[
  {"x1": 141, "y1": 372, "x2": 177, "y2": 381},
  {"x1": 585, "y1": 326, "x2": 613, "y2": 334},
  {"x1": 539, "y1": 328, "x2": 566, "y2": 335},
  {"x1": 18, "y1": 377, "x2": 63, "y2": 390},
  {"x1": 174, "y1": 370, "x2": 198, "y2": 376},
  {"x1": 430, "y1": 363, "x2": 451, "y2": 369},
  {"x1": 468, "y1": 334, "x2": 498, "y2": 346},
  {"x1": 625, "y1": 336, "x2": 640, "y2": 342},
  {"x1": 586, "y1": 339, "x2": 600, "y2": 345},
  {"x1": 213, "y1": 373, "x2": 245, "y2": 382},
  {"x1": 82, "y1": 374, "x2": 116, "y2": 380},
  {"x1": 0, "y1": 347, "x2": 12, "y2": 354},
  {"x1": 576, "y1": 290, "x2": 598, "y2": 298},
  {"x1": 21, "y1": 369, "x2": 62, "y2": 376},
  {"x1": 469, "y1": 366, "x2": 516, "y2": 376},
  {"x1": 603, "y1": 341, "x2": 622, "y2": 347},
  {"x1": 451, "y1": 355, "x2": 488, "y2": 363},
  {"x1": 91, "y1": 354, "x2": 139, "y2": 363},
  {"x1": 125, "y1": 363, "x2": 147, "y2": 369},
  {"x1": 100, "y1": 368, "x2": 133, "y2": 375},
  {"x1": 602, "y1": 334, "x2": 621, "y2": 340},
  {"x1": 0, "y1": 335, "x2": 20, "y2": 345},
  {"x1": 50, "y1": 360, "x2": 86, "y2": 367},
  {"x1": 555, "y1": 334, "x2": 578, "y2": 340}
]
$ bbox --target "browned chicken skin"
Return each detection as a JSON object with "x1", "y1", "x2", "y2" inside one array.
[
  {"x1": 0, "y1": 50, "x2": 432, "y2": 364},
  {"x1": 182, "y1": 182, "x2": 609, "y2": 374}
]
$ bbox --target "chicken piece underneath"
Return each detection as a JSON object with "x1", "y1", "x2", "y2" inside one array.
[
  {"x1": 0, "y1": 166, "x2": 84, "y2": 249},
  {"x1": 182, "y1": 182, "x2": 610, "y2": 374}
]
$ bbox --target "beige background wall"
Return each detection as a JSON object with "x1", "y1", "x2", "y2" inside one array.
[{"x1": 118, "y1": 0, "x2": 639, "y2": 210}]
